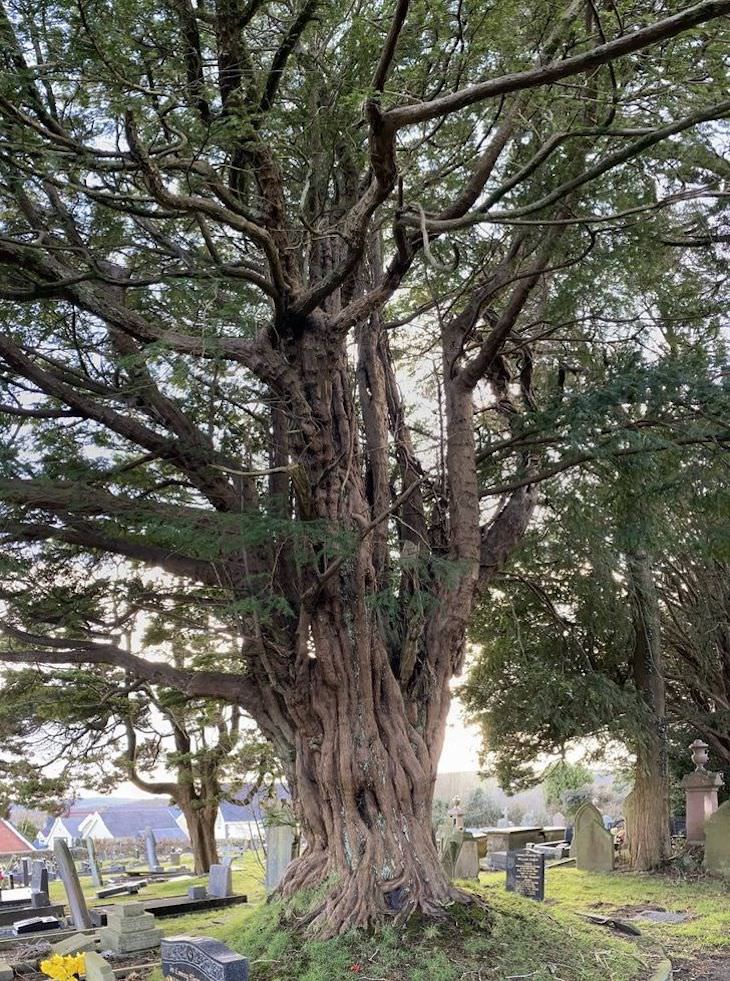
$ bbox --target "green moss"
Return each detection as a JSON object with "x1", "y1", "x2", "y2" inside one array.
[{"x1": 116, "y1": 861, "x2": 727, "y2": 980}]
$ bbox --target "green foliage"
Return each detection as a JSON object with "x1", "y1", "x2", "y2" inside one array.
[{"x1": 542, "y1": 761, "x2": 593, "y2": 815}]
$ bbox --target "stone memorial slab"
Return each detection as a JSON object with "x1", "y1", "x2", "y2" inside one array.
[
  {"x1": 704, "y1": 800, "x2": 730, "y2": 878},
  {"x1": 162, "y1": 935, "x2": 248, "y2": 981},
  {"x1": 31, "y1": 891, "x2": 51, "y2": 908},
  {"x1": 208, "y1": 864, "x2": 233, "y2": 899},
  {"x1": 54, "y1": 839, "x2": 92, "y2": 929},
  {"x1": 51, "y1": 933, "x2": 97, "y2": 955},
  {"x1": 85, "y1": 838, "x2": 104, "y2": 888},
  {"x1": 506, "y1": 850, "x2": 545, "y2": 901},
  {"x1": 85, "y1": 952, "x2": 115, "y2": 981},
  {"x1": 264, "y1": 825, "x2": 295, "y2": 893},
  {"x1": 145, "y1": 828, "x2": 163, "y2": 873},
  {"x1": 188, "y1": 886, "x2": 207, "y2": 900},
  {"x1": 570, "y1": 803, "x2": 614, "y2": 872},
  {"x1": 481, "y1": 851, "x2": 508, "y2": 872},
  {"x1": 13, "y1": 915, "x2": 62, "y2": 935},
  {"x1": 21, "y1": 859, "x2": 31, "y2": 888},
  {"x1": 453, "y1": 839, "x2": 480, "y2": 880}
]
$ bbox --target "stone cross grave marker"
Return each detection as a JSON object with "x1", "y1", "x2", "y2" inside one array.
[
  {"x1": 265, "y1": 825, "x2": 295, "y2": 893},
  {"x1": 162, "y1": 935, "x2": 248, "y2": 981},
  {"x1": 145, "y1": 827, "x2": 163, "y2": 872},
  {"x1": 53, "y1": 839, "x2": 92, "y2": 929},
  {"x1": 207, "y1": 863, "x2": 233, "y2": 899},
  {"x1": 506, "y1": 850, "x2": 545, "y2": 901},
  {"x1": 84, "y1": 837, "x2": 104, "y2": 888},
  {"x1": 704, "y1": 800, "x2": 730, "y2": 879},
  {"x1": 570, "y1": 803, "x2": 614, "y2": 872}
]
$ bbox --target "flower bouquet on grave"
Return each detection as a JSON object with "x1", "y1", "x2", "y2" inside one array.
[{"x1": 40, "y1": 954, "x2": 86, "y2": 981}]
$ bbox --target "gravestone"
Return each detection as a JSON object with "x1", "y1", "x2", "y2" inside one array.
[
  {"x1": 85, "y1": 837, "x2": 104, "y2": 888},
  {"x1": 188, "y1": 886, "x2": 207, "y2": 900},
  {"x1": 435, "y1": 820, "x2": 452, "y2": 858},
  {"x1": 264, "y1": 825, "x2": 295, "y2": 893},
  {"x1": 13, "y1": 915, "x2": 61, "y2": 935},
  {"x1": 20, "y1": 859, "x2": 31, "y2": 887},
  {"x1": 208, "y1": 863, "x2": 233, "y2": 899},
  {"x1": 704, "y1": 800, "x2": 730, "y2": 878},
  {"x1": 506, "y1": 850, "x2": 545, "y2": 901},
  {"x1": 453, "y1": 839, "x2": 480, "y2": 880},
  {"x1": 570, "y1": 803, "x2": 614, "y2": 872},
  {"x1": 162, "y1": 935, "x2": 248, "y2": 981},
  {"x1": 54, "y1": 839, "x2": 92, "y2": 929},
  {"x1": 144, "y1": 828, "x2": 163, "y2": 873},
  {"x1": 51, "y1": 933, "x2": 97, "y2": 955},
  {"x1": 31, "y1": 891, "x2": 50, "y2": 908},
  {"x1": 85, "y1": 952, "x2": 115, "y2": 981},
  {"x1": 481, "y1": 850, "x2": 508, "y2": 871},
  {"x1": 171, "y1": 852, "x2": 181, "y2": 867},
  {"x1": 552, "y1": 812, "x2": 566, "y2": 827},
  {"x1": 99, "y1": 901, "x2": 163, "y2": 954}
]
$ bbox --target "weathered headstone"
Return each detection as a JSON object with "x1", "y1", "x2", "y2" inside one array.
[
  {"x1": 264, "y1": 825, "x2": 295, "y2": 893},
  {"x1": 481, "y1": 850, "x2": 508, "y2": 872},
  {"x1": 97, "y1": 881, "x2": 144, "y2": 899},
  {"x1": 570, "y1": 803, "x2": 614, "y2": 872},
  {"x1": 99, "y1": 901, "x2": 163, "y2": 954},
  {"x1": 453, "y1": 838, "x2": 480, "y2": 880},
  {"x1": 435, "y1": 820, "x2": 452, "y2": 858},
  {"x1": 85, "y1": 837, "x2": 104, "y2": 888},
  {"x1": 162, "y1": 935, "x2": 248, "y2": 981},
  {"x1": 704, "y1": 800, "x2": 730, "y2": 878},
  {"x1": 207, "y1": 863, "x2": 233, "y2": 899},
  {"x1": 144, "y1": 827, "x2": 163, "y2": 873},
  {"x1": 20, "y1": 859, "x2": 31, "y2": 887},
  {"x1": 170, "y1": 852, "x2": 181, "y2": 867},
  {"x1": 31, "y1": 891, "x2": 50, "y2": 908},
  {"x1": 13, "y1": 915, "x2": 61, "y2": 935},
  {"x1": 85, "y1": 952, "x2": 115, "y2": 981},
  {"x1": 54, "y1": 839, "x2": 92, "y2": 929},
  {"x1": 188, "y1": 886, "x2": 207, "y2": 900},
  {"x1": 506, "y1": 850, "x2": 545, "y2": 901},
  {"x1": 51, "y1": 933, "x2": 97, "y2": 955}
]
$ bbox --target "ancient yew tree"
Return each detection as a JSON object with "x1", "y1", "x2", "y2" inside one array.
[{"x1": 0, "y1": 0, "x2": 729, "y2": 932}]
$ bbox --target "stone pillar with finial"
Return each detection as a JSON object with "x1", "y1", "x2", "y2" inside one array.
[
  {"x1": 448, "y1": 796, "x2": 465, "y2": 832},
  {"x1": 681, "y1": 739, "x2": 724, "y2": 845}
]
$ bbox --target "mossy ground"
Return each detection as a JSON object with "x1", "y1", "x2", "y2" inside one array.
[{"x1": 49, "y1": 853, "x2": 726, "y2": 979}]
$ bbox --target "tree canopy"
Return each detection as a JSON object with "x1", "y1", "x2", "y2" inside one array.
[{"x1": 0, "y1": 0, "x2": 728, "y2": 933}]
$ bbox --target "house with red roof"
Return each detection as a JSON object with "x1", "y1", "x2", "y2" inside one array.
[{"x1": 0, "y1": 817, "x2": 36, "y2": 853}]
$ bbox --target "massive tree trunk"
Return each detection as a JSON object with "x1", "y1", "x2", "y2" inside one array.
[
  {"x1": 626, "y1": 551, "x2": 671, "y2": 871},
  {"x1": 278, "y1": 619, "x2": 455, "y2": 935},
  {"x1": 180, "y1": 797, "x2": 220, "y2": 874}
]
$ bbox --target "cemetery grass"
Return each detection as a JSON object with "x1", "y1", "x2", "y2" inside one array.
[
  {"x1": 480, "y1": 867, "x2": 730, "y2": 962},
  {"x1": 149, "y1": 880, "x2": 646, "y2": 981},
  {"x1": 46, "y1": 855, "x2": 265, "y2": 908}
]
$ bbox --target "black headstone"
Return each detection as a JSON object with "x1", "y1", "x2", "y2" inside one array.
[
  {"x1": 505, "y1": 849, "x2": 545, "y2": 901},
  {"x1": 13, "y1": 915, "x2": 62, "y2": 935},
  {"x1": 162, "y1": 936, "x2": 248, "y2": 981}
]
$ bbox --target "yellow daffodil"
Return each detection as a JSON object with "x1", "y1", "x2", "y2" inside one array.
[{"x1": 39, "y1": 953, "x2": 86, "y2": 981}]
